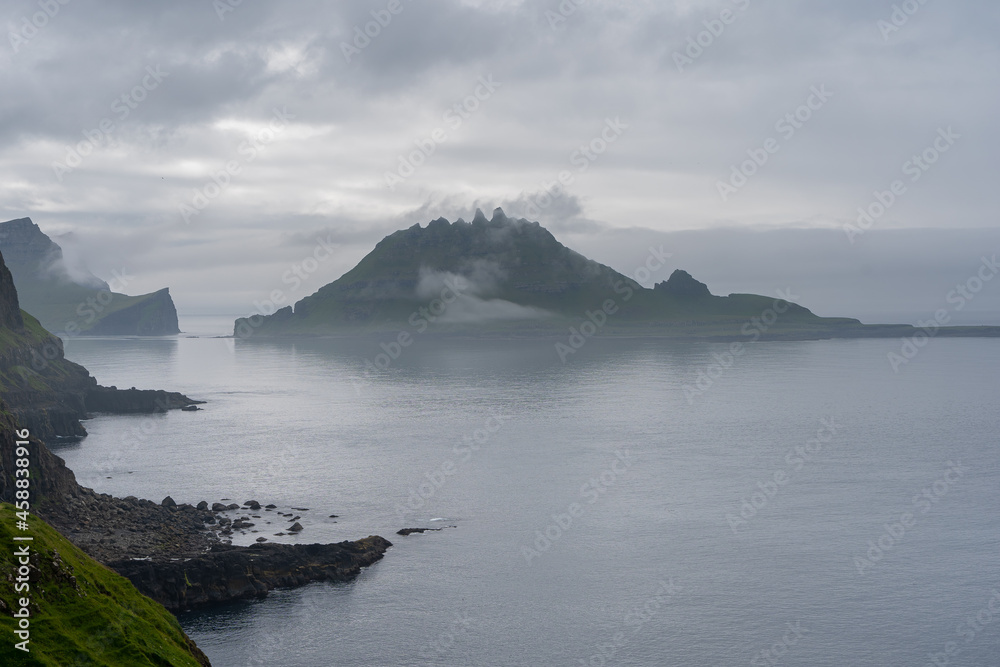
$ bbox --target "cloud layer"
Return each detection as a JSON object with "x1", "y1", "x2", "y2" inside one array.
[{"x1": 0, "y1": 0, "x2": 996, "y2": 321}]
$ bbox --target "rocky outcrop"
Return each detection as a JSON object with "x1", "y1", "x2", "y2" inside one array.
[
  {"x1": 0, "y1": 317, "x2": 200, "y2": 441},
  {"x1": 85, "y1": 385, "x2": 203, "y2": 414},
  {"x1": 655, "y1": 269, "x2": 712, "y2": 298},
  {"x1": 85, "y1": 287, "x2": 180, "y2": 336},
  {"x1": 110, "y1": 537, "x2": 392, "y2": 612}
]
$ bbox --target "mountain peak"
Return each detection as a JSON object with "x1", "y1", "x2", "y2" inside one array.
[
  {"x1": 471, "y1": 208, "x2": 489, "y2": 224},
  {"x1": 655, "y1": 269, "x2": 712, "y2": 298}
]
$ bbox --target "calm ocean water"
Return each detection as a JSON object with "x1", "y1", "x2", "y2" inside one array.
[{"x1": 52, "y1": 315, "x2": 1000, "y2": 666}]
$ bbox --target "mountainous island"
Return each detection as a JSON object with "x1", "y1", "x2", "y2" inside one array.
[
  {"x1": 0, "y1": 247, "x2": 391, "y2": 665},
  {"x1": 236, "y1": 208, "x2": 1000, "y2": 340},
  {"x1": 0, "y1": 217, "x2": 180, "y2": 337}
]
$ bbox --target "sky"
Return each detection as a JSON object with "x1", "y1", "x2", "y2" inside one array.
[{"x1": 1, "y1": 0, "x2": 998, "y2": 324}]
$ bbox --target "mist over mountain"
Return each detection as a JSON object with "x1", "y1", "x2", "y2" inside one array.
[
  {"x1": 0, "y1": 218, "x2": 180, "y2": 336},
  {"x1": 236, "y1": 209, "x2": 869, "y2": 339}
]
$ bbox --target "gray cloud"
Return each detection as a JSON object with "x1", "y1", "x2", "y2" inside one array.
[{"x1": 0, "y1": 0, "x2": 996, "y2": 322}]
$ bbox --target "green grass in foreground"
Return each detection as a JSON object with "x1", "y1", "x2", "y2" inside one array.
[{"x1": 0, "y1": 503, "x2": 206, "y2": 667}]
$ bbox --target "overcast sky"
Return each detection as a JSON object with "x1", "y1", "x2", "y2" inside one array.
[{"x1": 1, "y1": 0, "x2": 998, "y2": 324}]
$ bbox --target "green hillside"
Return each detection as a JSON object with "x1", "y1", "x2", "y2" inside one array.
[{"x1": 0, "y1": 503, "x2": 210, "y2": 667}]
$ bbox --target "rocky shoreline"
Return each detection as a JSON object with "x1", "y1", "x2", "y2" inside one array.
[
  {"x1": 111, "y1": 536, "x2": 392, "y2": 612},
  {"x1": 1, "y1": 405, "x2": 392, "y2": 615},
  {"x1": 37, "y1": 483, "x2": 393, "y2": 612}
]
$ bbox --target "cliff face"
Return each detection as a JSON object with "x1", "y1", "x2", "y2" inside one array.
[
  {"x1": 0, "y1": 217, "x2": 181, "y2": 336},
  {"x1": 85, "y1": 287, "x2": 180, "y2": 335},
  {"x1": 0, "y1": 248, "x2": 196, "y2": 441},
  {"x1": 0, "y1": 246, "x2": 24, "y2": 330}
]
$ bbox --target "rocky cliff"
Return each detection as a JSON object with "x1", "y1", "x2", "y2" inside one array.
[
  {"x1": 0, "y1": 250, "x2": 198, "y2": 441},
  {"x1": 0, "y1": 217, "x2": 180, "y2": 336}
]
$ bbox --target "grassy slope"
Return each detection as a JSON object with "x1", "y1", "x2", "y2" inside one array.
[
  {"x1": 13, "y1": 282, "x2": 164, "y2": 335},
  {"x1": 0, "y1": 503, "x2": 208, "y2": 667},
  {"x1": 0, "y1": 311, "x2": 89, "y2": 394}
]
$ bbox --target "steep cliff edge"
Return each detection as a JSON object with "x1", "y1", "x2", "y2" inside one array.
[
  {"x1": 0, "y1": 217, "x2": 180, "y2": 336},
  {"x1": 0, "y1": 249, "x2": 198, "y2": 441},
  {"x1": 0, "y1": 503, "x2": 212, "y2": 667}
]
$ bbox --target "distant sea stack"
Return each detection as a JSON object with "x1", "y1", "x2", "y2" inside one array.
[{"x1": 0, "y1": 217, "x2": 180, "y2": 336}]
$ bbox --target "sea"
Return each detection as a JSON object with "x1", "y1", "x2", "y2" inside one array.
[{"x1": 50, "y1": 314, "x2": 1000, "y2": 666}]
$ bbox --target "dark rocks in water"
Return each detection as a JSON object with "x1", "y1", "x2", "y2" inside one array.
[
  {"x1": 110, "y1": 536, "x2": 392, "y2": 612},
  {"x1": 244, "y1": 500, "x2": 261, "y2": 509},
  {"x1": 265, "y1": 504, "x2": 277, "y2": 509},
  {"x1": 291, "y1": 507, "x2": 310, "y2": 511},
  {"x1": 180, "y1": 405, "x2": 200, "y2": 411},
  {"x1": 86, "y1": 385, "x2": 203, "y2": 414},
  {"x1": 161, "y1": 496, "x2": 176, "y2": 508},
  {"x1": 288, "y1": 522, "x2": 304, "y2": 532},
  {"x1": 289, "y1": 515, "x2": 301, "y2": 521},
  {"x1": 396, "y1": 527, "x2": 444, "y2": 536},
  {"x1": 256, "y1": 537, "x2": 267, "y2": 542},
  {"x1": 226, "y1": 503, "x2": 240, "y2": 510},
  {"x1": 211, "y1": 503, "x2": 227, "y2": 512},
  {"x1": 196, "y1": 501, "x2": 209, "y2": 511},
  {"x1": 232, "y1": 520, "x2": 254, "y2": 529},
  {"x1": 329, "y1": 514, "x2": 339, "y2": 518}
]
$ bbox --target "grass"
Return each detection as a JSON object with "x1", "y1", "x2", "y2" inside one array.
[{"x1": 0, "y1": 503, "x2": 207, "y2": 667}]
